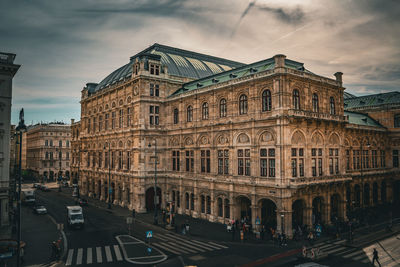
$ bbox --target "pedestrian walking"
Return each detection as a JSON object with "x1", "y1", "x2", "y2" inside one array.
[{"x1": 372, "y1": 248, "x2": 381, "y2": 267}]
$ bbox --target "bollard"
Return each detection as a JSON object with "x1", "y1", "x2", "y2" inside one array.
[{"x1": 240, "y1": 230, "x2": 244, "y2": 242}]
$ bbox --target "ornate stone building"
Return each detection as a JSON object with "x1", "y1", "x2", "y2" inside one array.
[
  {"x1": 23, "y1": 123, "x2": 72, "y2": 181},
  {"x1": 73, "y1": 43, "x2": 399, "y2": 237},
  {"x1": 0, "y1": 52, "x2": 20, "y2": 231}
]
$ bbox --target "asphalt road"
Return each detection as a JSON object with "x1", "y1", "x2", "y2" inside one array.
[{"x1": 22, "y1": 185, "x2": 400, "y2": 267}]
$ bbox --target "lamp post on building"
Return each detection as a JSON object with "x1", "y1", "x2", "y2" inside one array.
[
  {"x1": 281, "y1": 213, "x2": 285, "y2": 235},
  {"x1": 148, "y1": 139, "x2": 158, "y2": 225},
  {"x1": 16, "y1": 108, "x2": 26, "y2": 267},
  {"x1": 104, "y1": 142, "x2": 111, "y2": 209}
]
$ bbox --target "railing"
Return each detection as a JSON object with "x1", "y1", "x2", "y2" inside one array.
[
  {"x1": 290, "y1": 175, "x2": 352, "y2": 186},
  {"x1": 288, "y1": 109, "x2": 347, "y2": 122}
]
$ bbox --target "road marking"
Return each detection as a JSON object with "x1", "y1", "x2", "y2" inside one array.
[
  {"x1": 66, "y1": 249, "x2": 74, "y2": 266},
  {"x1": 153, "y1": 234, "x2": 170, "y2": 241},
  {"x1": 323, "y1": 246, "x2": 347, "y2": 254},
  {"x1": 153, "y1": 243, "x2": 182, "y2": 255},
  {"x1": 343, "y1": 250, "x2": 363, "y2": 258},
  {"x1": 76, "y1": 248, "x2": 83, "y2": 265},
  {"x1": 105, "y1": 246, "x2": 112, "y2": 262},
  {"x1": 208, "y1": 241, "x2": 229, "y2": 249},
  {"x1": 114, "y1": 245, "x2": 123, "y2": 261},
  {"x1": 162, "y1": 235, "x2": 206, "y2": 252},
  {"x1": 96, "y1": 246, "x2": 102, "y2": 263},
  {"x1": 87, "y1": 247, "x2": 93, "y2": 264},
  {"x1": 189, "y1": 240, "x2": 220, "y2": 250}
]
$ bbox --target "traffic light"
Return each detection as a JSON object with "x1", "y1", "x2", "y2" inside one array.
[{"x1": 132, "y1": 209, "x2": 136, "y2": 218}]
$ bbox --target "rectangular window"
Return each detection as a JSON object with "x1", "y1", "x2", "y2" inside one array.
[
  {"x1": 50, "y1": 140, "x2": 53, "y2": 146},
  {"x1": 185, "y1": 150, "x2": 194, "y2": 172},
  {"x1": 172, "y1": 151, "x2": 180, "y2": 171},
  {"x1": 87, "y1": 118, "x2": 91, "y2": 133},
  {"x1": 372, "y1": 150, "x2": 377, "y2": 168},
  {"x1": 66, "y1": 152, "x2": 70, "y2": 160},
  {"x1": 150, "y1": 64, "x2": 160, "y2": 75},
  {"x1": 59, "y1": 140, "x2": 62, "y2": 147},
  {"x1": 149, "y1": 105, "x2": 159, "y2": 125},
  {"x1": 105, "y1": 152, "x2": 109, "y2": 168},
  {"x1": 393, "y1": 150, "x2": 399, "y2": 168},
  {"x1": 260, "y1": 148, "x2": 275, "y2": 177},
  {"x1": 329, "y1": 148, "x2": 339, "y2": 174},
  {"x1": 292, "y1": 148, "x2": 304, "y2": 177},
  {"x1": 105, "y1": 114, "x2": 109, "y2": 130},
  {"x1": 112, "y1": 112, "x2": 116, "y2": 129},
  {"x1": 218, "y1": 150, "x2": 229, "y2": 174},
  {"x1": 99, "y1": 116, "x2": 103, "y2": 131},
  {"x1": 118, "y1": 151, "x2": 123, "y2": 169},
  {"x1": 363, "y1": 150, "x2": 369, "y2": 169},
  {"x1": 127, "y1": 151, "x2": 131, "y2": 170},
  {"x1": 238, "y1": 149, "x2": 250, "y2": 176},
  {"x1": 111, "y1": 151, "x2": 115, "y2": 169},
  {"x1": 93, "y1": 117, "x2": 96, "y2": 132},
  {"x1": 381, "y1": 150, "x2": 386, "y2": 167},
  {"x1": 346, "y1": 150, "x2": 350, "y2": 171},
  {"x1": 201, "y1": 150, "x2": 210, "y2": 173},
  {"x1": 311, "y1": 148, "x2": 323, "y2": 176},
  {"x1": 119, "y1": 110, "x2": 124, "y2": 128},
  {"x1": 126, "y1": 108, "x2": 131, "y2": 127},
  {"x1": 45, "y1": 140, "x2": 48, "y2": 146},
  {"x1": 98, "y1": 151, "x2": 102, "y2": 168}
]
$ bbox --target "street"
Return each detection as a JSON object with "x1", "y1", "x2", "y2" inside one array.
[{"x1": 19, "y1": 183, "x2": 400, "y2": 267}]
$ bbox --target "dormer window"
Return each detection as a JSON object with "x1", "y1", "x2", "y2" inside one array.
[
  {"x1": 150, "y1": 64, "x2": 160, "y2": 75},
  {"x1": 135, "y1": 64, "x2": 139, "y2": 75}
]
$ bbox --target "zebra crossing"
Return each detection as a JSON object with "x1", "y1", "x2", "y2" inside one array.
[
  {"x1": 314, "y1": 235, "x2": 400, "y2": 266},
  {"x1": 151, "y1": 233, "x2": 228, "y2": 255},
  {"x1": 65, "y1": 244, "x2": 123, "y2": 266}
]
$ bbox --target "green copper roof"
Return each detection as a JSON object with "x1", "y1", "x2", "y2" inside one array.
[
  {"x1": 170, "y1": 57, "x2": 313, "y2": 97},
  {"x1": 344, "y1": 91, "x2": 400, "y2": 109},
  {"x1": 93, "y1": 43, "x2": 244, "y2": 92},
  {"x1": 345, "y1": 111, "x2": 384, "y2": 128},
  {"x1": 343, "y1": 92, "x2": 356, "y2": 99}
]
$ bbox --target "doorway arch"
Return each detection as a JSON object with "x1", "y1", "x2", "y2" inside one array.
[
  {"x1": 330, "y1": 194, "x2": 340, "y2": 221},
  {"x1": 363, "y1": 183, "x2": 370, "y2": 206},
  {"x1": 354, "y1": 184, "x2": 361, "y2": 207},
  {"x1": 259, "y1": 199, "x2": 277, "y2": 228},
  {"x1": 381, "y1": 181, "x2": 387, "y2": 203},
  {"x1": 292, "y1": 199, "x2": 305, "y2": 228},
  {"x1": 312, "y1": 197, "x2": 324, "y2": 224},
  {"x1": 146, "y1": 187, "x2": 161, "y2": 211},
  {"x1": 236, "y1": 196, "x2": 251, "y2": 220},
  {"x1": 372, "y1": 182, "x2": 378, "y2": 205}
]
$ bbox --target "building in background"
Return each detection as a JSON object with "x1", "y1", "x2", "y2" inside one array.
[
  {"x1": 23, "y1": 123, "x2": 71, "y2": 182},
  {"x1": 0, "y1": 52, "x2": 20, "y2": 233},
  {"x1": 74, "y1": 43, "x2": 400, "y2": 237},
  {"x1": 70, "y1": 119, "x2": 81, "y2": 185}
]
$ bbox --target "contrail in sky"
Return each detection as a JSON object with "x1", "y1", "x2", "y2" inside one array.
[{"x1": 230, "y1": 0, "x2": 256, "y2": 39}]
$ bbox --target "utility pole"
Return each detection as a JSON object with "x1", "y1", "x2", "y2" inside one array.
[{"x1": 16, "y1": 108, "x2": 26, "y2": 267}]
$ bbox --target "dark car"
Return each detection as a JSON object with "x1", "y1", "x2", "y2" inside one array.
[
  {"x1": 40, "y1": 185, "x2": 50, "y2": 192},
  {"x1": 77, "y1": 198, "x2": 88, "y2": 206},
  {"x1": 33, "y1": 205, "x2": 47, "y2": 214}
]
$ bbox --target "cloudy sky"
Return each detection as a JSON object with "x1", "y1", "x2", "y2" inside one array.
[{"x1": 1, "y1": 0, "x2": 399, "y2": 125}]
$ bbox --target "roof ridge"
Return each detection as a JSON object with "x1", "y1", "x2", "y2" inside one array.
[{"x1": 349, "y1": 91, "x2": 400, "y2": 99}]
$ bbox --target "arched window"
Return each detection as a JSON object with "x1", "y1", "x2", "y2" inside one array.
[
  {"x1": 202, "y1": 102, "x2": 209, "y2": 120},
  {"x1": 185, "y1": 193, "x2": 189, "y2": 209},
  {"x1": 239, "y1": 94, "x2": 248, "y2": 115},
  {"x1": 190, "y1": 193, "x2": 194, "y2": 211},
  {"x1": 220, "y1": 99, "x2": 227, "y2": 117},
  {"x1": 262, "y1": 90, "x2": 272, "y2": 111},
  {"x1": 224, "y1": 199, "x2": 230, "y2": 218},
  {"x1": 293, "y1": 89, "x2": 300, "y2": 110},
  {"x1": 201, "y1": 195, "x2": 205, "y2": 213},
  {"x1": 312, "y1": 93, "x2": 319, "y2": 112},
  {"x1": 206, "y1": 196, "x2": 211, "y2": 214},
  {"x1": 330, "y1": 97, "x2": 336, "y2": 115},
  {"x1": 173, "y1": 108, "x2": 179, "y2": 124},
  {"x1": 187, "y1": 106, "x2": 193, "y2": 122}
]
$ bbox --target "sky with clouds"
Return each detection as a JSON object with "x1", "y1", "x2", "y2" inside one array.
[{"x1": 1, "y1": 0, "x2": 399, "y2": 125}]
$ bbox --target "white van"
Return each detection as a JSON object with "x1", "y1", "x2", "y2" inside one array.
[{"x1": 66, "y1": 206, "x2": 84, "y2": 228}]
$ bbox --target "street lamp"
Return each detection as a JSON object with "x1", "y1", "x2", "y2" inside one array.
[
  {"x1": 281, "y1": 213, "x2": 285, "y2": 235},
  {"x1": 104, "y1": 142, "x2": 111, "y2": 209},
  {"x1": 56, "y1": 148, "x2": 62, "y2": 192},
  {"x1": 148, "y1": 139, "x2": 158, "y2": 225},
  {"x1": 16, "y1": 108, "x2": 26, "y2": 267}
]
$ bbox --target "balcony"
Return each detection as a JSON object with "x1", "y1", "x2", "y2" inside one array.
[
  {"x1": 290, "y1": 174, "x2": 352, "y2": 187},
  {"x1": 288, "y1": 109, "x2": 347, "y2": 122}
]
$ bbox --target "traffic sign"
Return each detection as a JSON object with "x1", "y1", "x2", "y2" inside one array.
[
  {"x1": 147, "y1": 247, "x2": 152, "y2": 253},
  {"x1": 146, "y1": 231, "x2": 153, "y2": 238}
]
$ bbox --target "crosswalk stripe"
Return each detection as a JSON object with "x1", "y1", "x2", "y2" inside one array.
[
  {"x1": 208, "y1": 241, "x2": 229, "y2": 249},
  {"x1": 113, "y1": 245, "x2": 123, "y2": 261},
  {"x1": 336, "y1": 248, "x2": 358, "y2": 256},
  {"x1": 322, "y1": 246, "x2": 347, "y2": 254},
  {"x1": 96, "y1": 247, "x2": 102, "y2": 263},
  {"x1": 361, "y1": 258, "x2": 370, "y2": 263},
  {"x1": 164, "y1": 234, "x2": 210, "y2": 252},
  {"x1": 161, "y1": 242, "x2": 195, "y2": 254},
  {"x1": 153, "y1": 234, "x2": 170, "y2": 241},
  {"x1": 353, "y1": 254, "x2": 367, "y2": 261},
  {"x1": 153, "y1": 242, "x2": 182, "y2": 255},
  {"x1": 343, "y1": 250, "x2": 364, "y2": 258},
  {"x1": 105, "y1": 246, "x2": 112, "y2": 262},
  {"x1": 76, "y1": 248, "x2": 83, "y2": 265},
  {"x1": 169, "y1": 241, "x2": 198, "y2": 253},
  {"x1": 66, "y1": 249, "x2": 74, "y2": 266},
  {"x1": 318, "y1": 243, "x2": 336, "y2": 250},
  {"x1": 87, "y1": 248, "x2": 93, "y2": 264},
  {"x1": 188, "y1": 239, "x2": 218, "y2": 250}
]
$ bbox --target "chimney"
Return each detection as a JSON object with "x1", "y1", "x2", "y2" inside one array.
[
  {"x1": 334, "y1": 72, "x2": 343, "y2": 83},
  {"x1": 273, "y1": 54, "x2": 286, "y2": 69},
  {"x1": 71, "y1": 119, "x2": 75, "y2": 124}
]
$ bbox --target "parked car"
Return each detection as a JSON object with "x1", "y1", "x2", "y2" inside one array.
[
  {"x1": 40, "y1": 185, "x2": 50, "y2": 192},
  {"x1": 77, "y1": 198, "x2": 88, "y2": 206},
  {"x1": 32, "y1": 183, "x2": 40, "y2": 189},
  {"x1": 33, "y1": 205, "x2": 47, "y2": 214}
]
